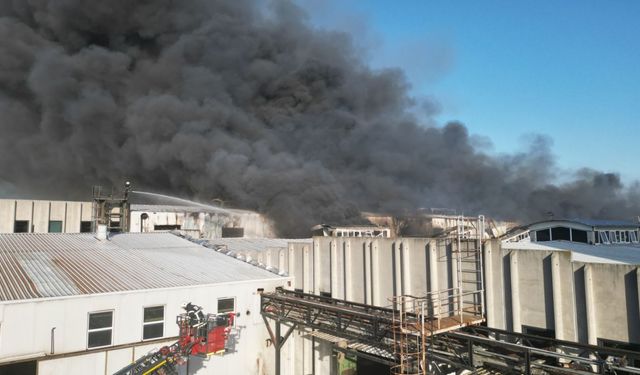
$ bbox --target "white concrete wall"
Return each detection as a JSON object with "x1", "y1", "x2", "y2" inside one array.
[
  {"x1": 0, "y1": 200, "x2": 93, "y2": 233},
  {"x1": 277, "y1": 236, "x2": 462, "y2": 374},
  {"x1": 0, "y1": 277, "x2": 289, "y2": 375},
  {"x1": 488, "y1": 245, "x2": 640, "y2": 345}
]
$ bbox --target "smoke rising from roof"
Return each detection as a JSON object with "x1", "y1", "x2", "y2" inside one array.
[{"x1": 0, "y1": 0, "x2": 638, "y2": 236}]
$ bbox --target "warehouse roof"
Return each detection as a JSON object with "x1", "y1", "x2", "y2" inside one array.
[
  {"x1": 204, "y1": 237, "x2": 312, "y2": 253},
  {"x1": 502, "y1": 241, "x2": 640, "y2": 265},
  {"x1": 0, "y1": 232, "x2": 284, "y2": 302}
]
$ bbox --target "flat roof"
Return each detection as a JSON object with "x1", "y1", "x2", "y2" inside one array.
[
  {"x1": 502, "y1": 241, "x2": 640, "y2": 265},
  {"x1": 0, "y1": 232, "x2": 283, "y2": 302}
]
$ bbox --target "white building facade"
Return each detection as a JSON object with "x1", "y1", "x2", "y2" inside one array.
[{"x1": 0, "y1": 232, "x2": 290, "y2": 375}]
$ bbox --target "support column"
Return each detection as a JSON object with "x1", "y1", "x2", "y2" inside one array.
[
  {"x1": 275, "y1": 322, "x2": 281, "y2": 375},
  {"x1": 484, "y1": 240, "x2": 495, "y2": 327},
  {"x1": 372, "y1": 240, "x2": 380, "y2": 306},
  {"x1": 401, "y1": 239, "x2": 411, "y2": 296},
  {"x1": 364, "y1": 241, "x2": 373, "y2": 304},
  {"x1": 393, "y1": 241, "x2": 403, "y2": 297},
  {"x1": 551, "y1": 252, "x2": 564, "y2": 340},
  {"x1": 313, "y1": 240, "x2": 321, "y2": 295},
  {"x1": 303, "y1": 245, "x2": 312, "y2": 293},
  {"x1": 344, "y1": 240, "x2": 351, "y2": 300},
  {"x1": 428, "y1": 241, "x2": 439, "y2": 315},
  {"x1": 510, "y1": 252, "x2": 521, "y2": 333},
  {"x1": 584, "y1": 264, "x2": 598, "y2": 345},
  {"x1": 330, "y1": 241, "x2": 339, "y2": 299}
]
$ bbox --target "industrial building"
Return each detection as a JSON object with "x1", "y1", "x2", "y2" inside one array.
[
  {"x1": 0, "y1": 198, "x2": 274, "y2": 238},
  {"x1": 1, "y1": 186, "x2": 640, "y2": 374},
  {"x1": 493, "y1": 218, "x2": 640, "y2": 349},
  {"x1": 0, "y1": 231, "x2": 289, "y2": 375},
  {"x1": 208, "y1": 217, "x2": 640, "y2": 374}
]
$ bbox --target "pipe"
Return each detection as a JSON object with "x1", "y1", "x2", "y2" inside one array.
[{"x1": 50, "y1": 327, "x2": 56, "y2": 354}]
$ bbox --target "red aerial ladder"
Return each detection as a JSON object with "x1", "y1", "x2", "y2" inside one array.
[{"x1": 113, "y1": 304, "x2": 235, "y2": 375}]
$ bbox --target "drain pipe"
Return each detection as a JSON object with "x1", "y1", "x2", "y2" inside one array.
[{"x1": 50, "y1": 327, "x2": 56, "y2": 354}]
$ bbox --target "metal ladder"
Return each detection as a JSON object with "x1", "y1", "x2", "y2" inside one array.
[{"x1": 454, "y1": 216, "x2": 485, "y2": 321}]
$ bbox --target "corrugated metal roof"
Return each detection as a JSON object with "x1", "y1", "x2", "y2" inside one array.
[
  {"x1": 0, "y1": 232, "x2": 283, "y2": 302},
  {"x1": 502, "y1": 241, "x2": 640, "y2": 265},
  {"x1": 204, "y1": 238, "x2": 312, "y2": 253}
]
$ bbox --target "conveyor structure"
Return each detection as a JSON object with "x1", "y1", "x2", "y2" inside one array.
[{"x1": 261, "y1": 288, "x2": 640, "y2": 375}]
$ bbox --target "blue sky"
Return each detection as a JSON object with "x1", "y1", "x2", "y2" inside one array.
[{"x1": 298, "y1": 1, "x2": 640, "y2": 182}]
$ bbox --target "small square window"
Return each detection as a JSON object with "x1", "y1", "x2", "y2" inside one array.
[
  {"x1": 217, "y1": 298, "x2": 235, "y2": 314},
  {"x1": 48, "y1": 221, "x2": 63, "y2": 233},
  {"x1": 88, "y1": 311, "x2": 113, "y2": 348},
  {"x1": 14, "y1": 220, "x2": 29, "y2": 233},
  {"x1": 143, "y1": 306, "x2": 164, "y2": 340},
  {"x1": 80, "y1": 221, "x2": 93, "y2": 233}
]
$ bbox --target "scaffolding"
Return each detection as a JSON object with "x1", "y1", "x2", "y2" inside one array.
[{"x1": 389, "y1": 215, "x2": 486, "y2": 374}]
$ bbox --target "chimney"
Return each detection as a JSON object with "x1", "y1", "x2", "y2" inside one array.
[{"x1": 96, "y1": 224, "x2": 108, "y2": 241}]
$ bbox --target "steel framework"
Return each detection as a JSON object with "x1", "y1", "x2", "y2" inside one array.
[{"x1": 261, "y1": 288, "x2": 640, "y2": 375}]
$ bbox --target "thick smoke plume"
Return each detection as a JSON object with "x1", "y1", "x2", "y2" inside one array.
[{"x1": 0, "y1": 0, "x2": 638, "y2": 236}]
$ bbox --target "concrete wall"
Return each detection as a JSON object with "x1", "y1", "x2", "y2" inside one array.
[
  {"x1": 303, "y1": 237, "x2": 457, "y2": 308},
  {"x1": 227, "y1": 236, "x2": 465, "y2": 375},
  {"x1": 488, "y1": 244, "x2": 640, "y2": 345},
  {"x1": 0, "y1": 200, "x2": 92, "y2": 233},
  {"x1": 0, "y1": 278, "x2": 288, "y2": 375}
]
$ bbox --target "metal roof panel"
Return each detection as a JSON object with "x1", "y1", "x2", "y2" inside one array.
[{"x1": 0, "y1": 232, "x2": 283, "y2": 302}]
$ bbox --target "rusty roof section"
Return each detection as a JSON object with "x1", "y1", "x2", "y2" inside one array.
[{"x1": 0, "y1": 232, "x2": 283, "y2": 302}]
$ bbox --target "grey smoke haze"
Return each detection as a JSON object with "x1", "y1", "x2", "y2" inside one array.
[{"x1": 0, "y1": 0, "x2": 638, "y2": 236}]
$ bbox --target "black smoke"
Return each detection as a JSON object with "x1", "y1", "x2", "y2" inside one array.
[{"x1": 0, "y1": 0, "x2": 638, "y2": 236}]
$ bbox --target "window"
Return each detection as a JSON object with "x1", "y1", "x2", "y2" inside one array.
[
  {"x1": 143, "y1": 306, "x2": 164, "y2": 340},
  {"x1": 153, "y1": 224, "x2": 181, "y2": 231},
  {"x1": 88, "y1": 311, "x2": 113, "y2": 348},
  {"x1": 536, "y1": 229, "x2": 550, "y2": 242},
  {"x1": 217, "y1": 298, "x2": 235, "y2": 314},
  {"x1": 221, "y1": 227, "x2": 244, "y2": 238},
  {"x1": 523, "y1": 325, "x2": 555, "y2": 338},
  {"x1": 571, "y1": 229, "x2": 588, "y2": 243},
  {"x1": 14, "y1": 220, "x2": 29, "y2": 233},
  {"x1": 599, "y1": 231, "x2": 610, "y2": 244},
  {"x1": 611, "y1": 231, "x2": 619, "y2": 243},
  {"x1": 48, "y1": 220, "x2": 63, "y2": 233},
  {"x1": 551, "y1": 227, "x2": 570, "y2": 241},
  {"x1": 631, "y1": 231, "x2": 639, "y2": 243},
  {"x1": 80, "y1": 221, "x2": 93, "y2": 233},
  {"x1": 0, "y1": 360, "x2": 36, "y2": 375}
]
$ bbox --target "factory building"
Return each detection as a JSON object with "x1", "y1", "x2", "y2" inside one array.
[
  {"x1": 0, "y1": 232, "x2": 289, "y2": 375},
  {"x1": 207, "y1": 218, "x2": 640, "y2": 373},
  {"x1": 492, "y1": 219, "x2": 640, "y2": 351},
  {"x1": 0, "y1": 199, "x2": 275, "y2": 238},
  {"x1": 0, "y1": 199, "x2": 94, "y2": 234},
  {"x1": 2, "y1": 192, "x2": 640, "y2": 374},
  {"x1": 205, "y1": 217, "x2": 486, "y2": 374}
]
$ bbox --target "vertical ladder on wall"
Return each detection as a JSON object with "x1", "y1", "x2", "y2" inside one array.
[{"x1": 454, "y1": 215, "x2": 485, "y2": 322}]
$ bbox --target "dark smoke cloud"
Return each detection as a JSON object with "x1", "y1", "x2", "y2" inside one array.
[{"x1": 0, "y1": 0, "x2": 638, "y2": 236}]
